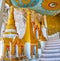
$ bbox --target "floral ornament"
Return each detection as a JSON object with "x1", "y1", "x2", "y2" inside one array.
[{"x1": 42, "y1": 0, "x2": 60, "y2": 10}]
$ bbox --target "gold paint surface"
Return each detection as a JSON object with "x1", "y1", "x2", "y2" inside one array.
[{"x1": 46, "y1": 14, "x2": 60, "y2": 35}]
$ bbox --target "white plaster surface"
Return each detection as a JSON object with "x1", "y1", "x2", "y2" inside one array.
[
  {"x1": 42, "y1": 26, "x2": 47, "y2": 39},
  {"x1": 38, "y1": 49, "x2": 42, "y2": 57},
  {"x1": 40, "y1": 41, "x2": 46, "y2": 50},
  {"x1": 25, "y1": 43, "x2": 31, "y2": 59},
  {"x1": 3, "y1": 34, "x2": 18, "y2": 38}
]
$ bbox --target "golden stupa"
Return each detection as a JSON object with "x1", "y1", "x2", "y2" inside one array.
[{"x1": 2, "y1": 6, "x2": 22, "y2": 59}]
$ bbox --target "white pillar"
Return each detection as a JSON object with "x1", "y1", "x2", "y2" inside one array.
[
  {"x1": 16, "y1": 45, "x2": 18, "y2": 57},
  {"x1": 40, "y1": 40, "x2": 46, "y2": 50},
  {"x1": 0, "y1": 40, "x2": 4, "y2": 58},
  {"x1": 34, "y1": 46, "x2": 36, "y2": 55},
  {"x1": 38, "y1": 48, "x2": 42, "y2": 57},
  {"x1": 25, "y1": 42, "x2": 31, "y2": 59},
  {"x1": 1, "y1": 22, "x2": 6, "y2": 37},
  {"x1": 36, "y1": 30, "x2": 39, "y2": 39},
  {"x1": 44, "y1": 15, "x2": 48, "y2": 40},
  {"x1": 0, "y1": 0, "x2": 5, "y2": 35},
  {"x1": 42, "y1": 26, "x2": 47, "y2": 39}
]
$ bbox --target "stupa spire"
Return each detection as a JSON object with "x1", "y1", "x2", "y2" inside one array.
[
  {"x1": 22, "y1": 9, "x2": 38, "y2": 43},
  {"x1": 3, "y1": 6, "x2": 18, "y2": 38},
  {"x1": 6, "y1": 6, "x2": 16, "y2": 29}
]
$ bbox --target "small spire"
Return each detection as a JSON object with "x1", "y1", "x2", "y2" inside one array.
[
  {"x1": 3, "y1": 6, "x2": 18, "y2": 38},
  {"x1": 22, "y1": 9, "x2": 38, "y2": 43},
  {"x1": 6, "y1": 6, "x2": 16, "y2": 29}
]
